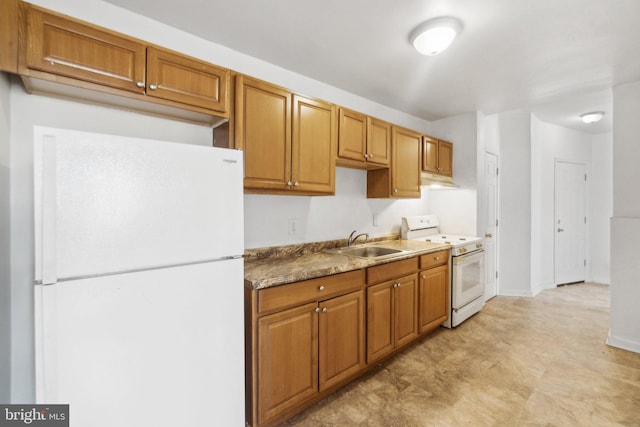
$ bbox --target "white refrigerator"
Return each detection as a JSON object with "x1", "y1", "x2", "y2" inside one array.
[{"x1": 33, "y1": 126, "x2": 245, "y2": 427}]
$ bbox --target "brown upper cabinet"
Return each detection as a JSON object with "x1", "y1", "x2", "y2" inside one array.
[
  {"x1": 367, "y1": 125, "x2": 421, "y2": 198},
  {"x1": 422, "y1": 135, "x2": 453, "y2": 177},
  {"x1": 17, "y1": 3, "x2": 229, "y2": 118},
  {"x1": 236, "y1": 75, "x2": 337, "y2": 195},
  {"x1": 337, "y1": 108, "x2": 390, "y2": 169}
]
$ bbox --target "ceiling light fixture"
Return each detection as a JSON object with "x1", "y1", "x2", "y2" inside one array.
[
  {"x1": 580, "y1": 111, "x2": 605, "y2": 124},
  {"x1": 409, "y1": 16, "x2": 463, "y2": 56}
]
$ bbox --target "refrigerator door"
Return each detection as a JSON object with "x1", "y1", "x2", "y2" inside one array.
[
  {"x1": 35, "y1": 259, "x2": 245, "y2": 427},
  {"x1": 34, "y1": 126, "x2": 243, "y2": 283}
]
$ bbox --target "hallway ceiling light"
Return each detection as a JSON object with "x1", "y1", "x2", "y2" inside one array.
[
  {"x1": 409, "y1": 17, "x2": 463, "y2": 56},
  {"x1": 580, "y1": 111, "x2": 605, "y2": 123}
]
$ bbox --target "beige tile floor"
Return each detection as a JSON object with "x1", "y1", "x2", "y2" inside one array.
[{"x1": 283, "y1": 283, "x2": 640, "y2": 426}]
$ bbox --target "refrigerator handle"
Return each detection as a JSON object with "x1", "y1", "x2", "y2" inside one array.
[{"x1": 41, "y1": 135, "x2": 58, "y2": 285}]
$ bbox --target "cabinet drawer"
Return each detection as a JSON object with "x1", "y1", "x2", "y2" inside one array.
[
  {"x1": 367, "y1": 257, "x2": 418, "y2": 284},
  {"x1": 257, "y1": 269, "x2": 365, "y2": 314},
  {"x1": 420, "y1": 250, "x2": 449, "y2": 270}
]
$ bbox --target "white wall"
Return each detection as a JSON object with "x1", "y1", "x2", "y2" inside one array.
[
  {"x1": 245, "y1": 168, "x2": 430, "y2": 248},
  {"x1": 530, "y1": 116, "x2": 593, "y2": 294},
  {"x1": 497, "y1": 111, "x2": 532, "y2": 296},
  {"x1": 609, "y1": 81, "x2": 640, "y2": 353},
  {"x1": 7, "y1": 0, "x2": 435, "y2": 400},
  {"x1": 0, "y1": 72, "x2": 11, "y2": 403},
  {"x1": 428, "y1": 113, "x2": 478, "y2": 236},
  {"x1": 590, "y1": 132, "x2": 612, "y2": 284}
]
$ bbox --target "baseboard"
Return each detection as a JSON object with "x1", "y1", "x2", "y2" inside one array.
[
  {"x1": 606, "y1": 332, "x2": 640, "y2": 354},
  {"x1": 497, "y1": 288, "x2": 533, "y2": 297}
]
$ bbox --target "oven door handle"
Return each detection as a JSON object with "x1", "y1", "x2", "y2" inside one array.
[{"x1": 453, "y1": 249, "x2": 484, "y2": 264}]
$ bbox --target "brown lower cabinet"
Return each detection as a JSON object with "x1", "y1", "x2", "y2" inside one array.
[{"x1": 246, "y1": 251, "x2": 449, "y2": 427}]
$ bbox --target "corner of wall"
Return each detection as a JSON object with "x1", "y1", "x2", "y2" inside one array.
[{"x1": 0, "y1": 71, "x2": 12, "y2": 402}]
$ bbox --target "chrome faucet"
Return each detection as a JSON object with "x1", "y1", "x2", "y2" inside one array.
[{"x1": 347, "y1": 230, "x2": 369, "y2": 247}]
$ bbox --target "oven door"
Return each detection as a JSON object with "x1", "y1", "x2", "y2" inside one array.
[{"x1": 451, "y1": 249, "x2": 485, "y2": 309}]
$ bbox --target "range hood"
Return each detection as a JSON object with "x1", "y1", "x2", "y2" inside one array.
[{"x1": 420, "y1": 172, "x2": 459, "y2": 189}]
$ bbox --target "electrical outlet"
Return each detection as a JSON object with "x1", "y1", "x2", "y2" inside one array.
[{"x1": 289, "y1": 218, "x2": 298, "y2": 235}]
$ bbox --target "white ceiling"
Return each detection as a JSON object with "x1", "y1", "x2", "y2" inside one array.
[{"x1": 105, "y1": 0, "x2": 640, "y2": 134}]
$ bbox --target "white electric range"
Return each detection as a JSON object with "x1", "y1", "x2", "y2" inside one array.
[{"x1": 401, "y1": 215, "x2": 485, "y2": 328}]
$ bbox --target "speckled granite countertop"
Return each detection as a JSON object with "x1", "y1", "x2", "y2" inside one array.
[{"x1": 244, "y1": 236, "x2": 450, "y2": 290}]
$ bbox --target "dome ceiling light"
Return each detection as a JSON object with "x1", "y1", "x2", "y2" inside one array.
[
  {"x1": 580, "y1": 111, "x2": 605, "y2": 123},
  {"x1": 409, "y1": 16, "x2": 463, "y2": 56}
]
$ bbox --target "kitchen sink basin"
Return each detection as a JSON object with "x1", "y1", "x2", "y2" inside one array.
[{"x1": 326, "y1": 245, "x2": 408, "y2": 259}]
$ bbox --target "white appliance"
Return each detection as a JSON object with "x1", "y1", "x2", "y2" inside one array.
[
  {"x1": 33, "y1": 127, "x2": 245, "y2": 427},
  {"x1": 401, "y1": 215, "x2": 485, "y2": 328}
]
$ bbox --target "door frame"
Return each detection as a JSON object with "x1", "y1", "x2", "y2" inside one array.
[{"x1": 483, "y1": 151, "x2": 499, "y2": 299}]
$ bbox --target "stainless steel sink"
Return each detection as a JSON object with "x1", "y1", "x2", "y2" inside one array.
[{"x1": 326, "y1": 245, "x2": 408, "y2": 259}]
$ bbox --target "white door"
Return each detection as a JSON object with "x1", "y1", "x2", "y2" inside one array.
[
  {"x1": 483, "y1": 152, "x2": 499, "y2": 299},
  {"x1": 554, "y1": 160, "x2": 586, "y2": 285}
]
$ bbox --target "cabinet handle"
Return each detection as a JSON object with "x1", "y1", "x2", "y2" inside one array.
[
  {"x1": 322, "y1": 307, "x2": 328, "y2": 313},
  {"x1": 319, "y1": 285, "x2": 325, "y2": 291},
  {"x1": 485, "y1": 233, "x2": 493, "y2": 238},
  {"x1": 148, "y1": 84, "x2": 158, "y2": 90},
  {"x1": 314, "y1": 307, "x2": 320, "y2": 313},
  {"x1": 136, "y1": 81, "x2": 145, "y2": 88}
]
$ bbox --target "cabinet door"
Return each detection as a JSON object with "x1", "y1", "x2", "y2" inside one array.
[
  {"x1": 292, "y1": 94, "x2": 337, "y2": 194},
  {"x1": 438, "y1": 140, "x2": 453, "y2": 177},
  {"x1": 319, "y1": 290, "x2": 365, "y2": 391},
  {"x1": 367, "y1": 117, "x2": 391, "y2": 167},
  {"x1": 146, "y1": 46, "x2": 229, "y2": 113},
  {"x1": 337, "y1": 108, "x2": 367, "y2": 163},
  {"x1": 419, "y1": 265, "x2": 449, "y2": 333},
  {"x1": 394, "y1": 273, "x2": 419, "y2": 347},
  {"x1": 391, "y1": 126, "x2": 421, "y2": 198},
  {"x1": 366, "y1": 281, "x2": 394, "y2": 363},
  {"x1": 236, "y1": 76, "x2": 292, "y2": 191},
  {"x1": 24, "y1": 5, "x2": 146, "y2": 93},
  {"x1": 422, "y1": 135, "x2": 439, "y2": 174},
  {"x1": 257, "y1": 302, "x2": 318, "y2": 425}
]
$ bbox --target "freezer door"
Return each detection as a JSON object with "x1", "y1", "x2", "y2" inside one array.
[
  {"x1": 34, "y1": 126, "x2": 244, "y2": 283},
  {"x1": 35, "y1": 259, "x2": 245, "y2": 427}
]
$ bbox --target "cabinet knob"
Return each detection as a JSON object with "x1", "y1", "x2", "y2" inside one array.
[
  {"x1": 434, "y1": 256, "x2": 440, "y2": 261},
  {"x1": 364, "y1": 154, "x2": 368, "y2": 159},
  {"x1": 314, "y1": 307, "x2": 320, "y2": 313},
  {"x1": 136, "y1": 81, "x2": 145, "y2": 88},
  {"x1": 294, "y1": 181, "x2": 299, "y2": 187},
  {"x1": 394, "y1": 188, "x2": 398, "y2": 193},
  {"x1": 149, "y1": 84, "x2": 158, "y2": 90},
  {"x1": 422, "y1": 275, "x2": 426, "y2": 279},
  {"x1": 287, "y1": 181, "x2": 293, "y2": 187},
  {"x1": 319, "y1": 285, "x2": 325, "y2": 291},
  {"x1": 322, "y1": 307, "x2": 328, "y2": 313},
  {"x1": 369, "y1": 154, "x2": 373, "y2": 158},
  {"x1": 393, "y1": 283, "x2": 399, "y2": 288}
]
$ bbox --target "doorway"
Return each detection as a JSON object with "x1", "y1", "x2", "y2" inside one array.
[
  {"x1": 554, "y1": 160, "x2": 586, "y2": 285},
  {"x1": 483, "y1": 152, "x2": 499, "y2": 299}
]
